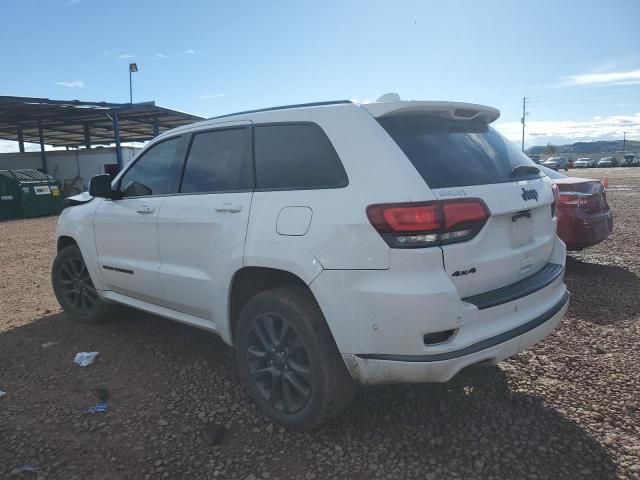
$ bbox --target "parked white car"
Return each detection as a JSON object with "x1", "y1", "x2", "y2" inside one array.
[
  {"x1": 52, "y1": 100, "x2": 569, "y2": 430},
  {"x1": 573, "y1": 157, "x2": 595, "y2": 168}
]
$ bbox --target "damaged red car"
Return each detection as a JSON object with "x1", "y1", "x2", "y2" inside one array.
[{"x1": 541, "y1": 166, "x2": 613, "y2": 250}]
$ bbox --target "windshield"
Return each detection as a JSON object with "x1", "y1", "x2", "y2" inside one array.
[{"x1": 377, "y1": 115, "x2": 542, "y2": 189}]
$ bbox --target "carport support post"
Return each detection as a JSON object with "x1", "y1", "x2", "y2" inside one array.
[
  {"x1": 38, "y1": 120, "x2": 48, "y2": 173},
  {"x1": 112, "y1": 111, "x2": 123, "y2": 170},
  {"x1": 17, "y1": 127, "x2": 25, "y2": 153},
  {"x1": 153, "y1": 117, "x2": 159, "y2": 137}
]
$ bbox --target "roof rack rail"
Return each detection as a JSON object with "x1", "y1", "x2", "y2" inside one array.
[{"x1": 207, "y1": 100, "x2": 353, "y2": 120}]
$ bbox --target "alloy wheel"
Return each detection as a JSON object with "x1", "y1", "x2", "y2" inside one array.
[
  {"x1": 58, "y1": 257, "x2": 98, "y2": 312},
  {"x1": 246, "y1": 312, "x2": 313, "y2": 413}
]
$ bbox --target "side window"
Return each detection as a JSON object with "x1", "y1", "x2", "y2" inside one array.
[
  {"x1": 119, "y1": 137, "x2": 182, "y2": 197},
  {"x1": 180, "y1": 128, "x2": 252, "y2": 193},
  {"x1": 254, "y1": 124, "x2": 347, "y2": 190}
]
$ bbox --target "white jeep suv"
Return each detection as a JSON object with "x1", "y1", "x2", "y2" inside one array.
[{"x1": 52, "y1": 100, "x2": 569, "y2": 430}]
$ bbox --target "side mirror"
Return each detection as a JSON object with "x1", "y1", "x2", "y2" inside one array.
[{"x1": 89, "y1": 174, "x2": 114, "y2": 198}]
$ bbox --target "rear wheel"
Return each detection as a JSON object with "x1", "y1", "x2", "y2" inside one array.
[
  {"x1": 52, "y1": 245, "x2": 114, "y2": 323},
  {"x1": 235, "y1": 285, "x2": 355, "y2": 431}
]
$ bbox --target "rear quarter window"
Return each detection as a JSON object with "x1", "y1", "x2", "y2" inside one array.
[
  {"x1": 254, "y1": 123, "x2": 348, "y2": 190},
  {"x1": 377, "y1": 115, "x2": 541, "y2": 189}
]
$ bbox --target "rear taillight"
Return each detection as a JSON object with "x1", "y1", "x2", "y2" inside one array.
[
  {"x1": 366, "y1": 199, "x2": 489, "y2": 248},
  {"x1": 559, "y1": 191, "x2": 592, "y2": 207}
]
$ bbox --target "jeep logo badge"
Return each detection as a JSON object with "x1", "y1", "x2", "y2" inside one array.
[{"x1": 521, "y1": 188, "x2": 538, "y2": 202}]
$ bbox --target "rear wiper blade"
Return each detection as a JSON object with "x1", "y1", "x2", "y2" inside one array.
[{"x1": 511, "y1": 165, "x2": 541, "y2": 176}]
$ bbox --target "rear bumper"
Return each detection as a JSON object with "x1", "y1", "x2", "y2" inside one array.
[
  {"x1": 345, "y1": 291, "x2": 568, "y2": 384},
  {"x1": 559, "y1": 210, "x2": 613, "y2": 250},
  {"x1": 310, "y1": 237, "x2": 568, "y2": 385}
]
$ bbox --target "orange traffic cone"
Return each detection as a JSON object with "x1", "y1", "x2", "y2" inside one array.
[{"x1": 603, "y1": 177, "x2": 609, "y2": 189}]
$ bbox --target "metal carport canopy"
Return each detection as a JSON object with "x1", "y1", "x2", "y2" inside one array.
[{"x1": 0, "y1": 95, "x2": 203, "y2": 148}]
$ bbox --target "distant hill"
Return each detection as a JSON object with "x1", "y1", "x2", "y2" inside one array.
[{"x1": 527, "y1": 140, "x2": 640, "y2": 156}]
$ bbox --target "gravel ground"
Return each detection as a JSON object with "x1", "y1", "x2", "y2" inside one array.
[{"x1": 1, "y1": 168, "x2": 639, "y2": 480}]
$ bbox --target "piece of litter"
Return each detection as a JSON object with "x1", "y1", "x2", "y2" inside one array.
[
  {"x1": 203, "y1": 422, "x2": 226, "y2": 446},
  {"x1": 0, "y1": 389, "x2": 6, "y2": 398},
  {"x1": 85, "y1": 402, "x2": 108, "y2": 414},
  {"x1": 74, "y1": 351, "x2": 99, "y2": 367},
  {"x1": 14, "y1": 464, "x2": 40, "y2": 473},
  {"x1": 42, "y1": 341, "x2": 58, "y2": 348}
]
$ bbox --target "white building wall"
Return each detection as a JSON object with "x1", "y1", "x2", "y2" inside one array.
[{"x1": 0, "y1": 147, "x2": 140, "y2": 191}]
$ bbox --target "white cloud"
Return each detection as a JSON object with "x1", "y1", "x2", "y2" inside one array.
[
  {"x1": 117, "y1": 53, "x2": 136, "y2": 59},
  {"x1": 155, "y1": 53, "x2": 167, "y2": 59},
  {"x1": 565, "y1": 69, "x2": 640, "y2": 87},
  {"x1": 64, "y1": 0, "x2": 86, "y2": 6},
  {"x1": 55, "y1": 80, "x2": 85, "y2": 88},
  {"x1": 198, "y1": 94, "x2": 224, "y2": 100},
  {"x1": 495, "y1": 113, "x2": 640, "y2": 146},
  {"x1": 0, "y1": 140, "x2": 41, "y2": 153},
  {"x1": 184, "y1": 49, "x2": 202, "y2": 55}
]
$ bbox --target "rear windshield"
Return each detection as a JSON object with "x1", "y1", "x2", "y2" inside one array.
[{"x1": 377, "y1": 115, "x2": 541, "y2": 189}]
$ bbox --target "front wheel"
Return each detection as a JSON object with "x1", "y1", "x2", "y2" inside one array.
[
  {"x1": 52, "y1": 245, "x2": 114, "y2": 323},
  {"x1": 235, "y1": 285, "x2": 355, "y2": 431}
]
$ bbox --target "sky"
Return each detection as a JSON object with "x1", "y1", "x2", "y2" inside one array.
[{"x1": 1, "y1": 0, "x2": 639, "y2": 152}]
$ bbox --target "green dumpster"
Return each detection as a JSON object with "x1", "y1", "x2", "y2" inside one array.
[{"x1": 0, "y1": 169, "x2": 64, "y2": 219}]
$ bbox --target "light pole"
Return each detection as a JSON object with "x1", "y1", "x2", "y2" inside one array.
[
  {"x1": 129, "y1": 63, "x2": 138, "y2": 104},
  {"x1": 521, "y1": 97, "x2": 528, "y2": 152}
]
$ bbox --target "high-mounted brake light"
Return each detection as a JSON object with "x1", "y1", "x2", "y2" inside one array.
[{"x1": 366, "y1": 199, "x2": 489, "y2": 248}]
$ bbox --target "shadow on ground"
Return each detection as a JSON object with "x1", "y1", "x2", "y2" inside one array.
[
  {"x1": 564, "y1": 255, "x2": 640, "y2": 324},
  {"x1": 0, "y1": 308, "x2": 618, "y2": 479}
]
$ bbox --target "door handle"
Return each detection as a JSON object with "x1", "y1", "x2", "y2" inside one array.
[
  {"x1": 136, "y1": 206, "x2": 154, "y2": 215},
  {"x1": 215, "y1": 204, "x2": 243, "y2": 213}
]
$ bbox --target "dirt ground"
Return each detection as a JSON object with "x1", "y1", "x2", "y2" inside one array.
[{"x1": 1, "y1": 168, "x2": 639, "y2": 480}]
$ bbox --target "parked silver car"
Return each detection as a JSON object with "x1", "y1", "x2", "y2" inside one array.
[
  {"x1": 622, "y1": 154, "x2": 639, "y2": 167},
  {"x1": 542, "y1": 157, "x2": 569, "y2": 171},
  {"x1": 597, "y1": 157, "x2": 618, "y2": 167}
]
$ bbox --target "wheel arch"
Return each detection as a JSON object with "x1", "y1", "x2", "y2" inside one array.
[
  {"x1": 57, "y1": 235, "x2": 78, "y2": 252},
  {"x1": 227, "y1": 266, "x2": 327, "y2": 346}
]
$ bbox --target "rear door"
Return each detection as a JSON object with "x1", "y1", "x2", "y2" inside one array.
[
  {"x1": 155, "y1": 122, "x2": 253, "y2": 322},
  {"x1": 94, "y1": 135, "x2": 185, "y2": 304},
  {"x1": 378, "y1": 114, "x2": 556, "y2": 298}
]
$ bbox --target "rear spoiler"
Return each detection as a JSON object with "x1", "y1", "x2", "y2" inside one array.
[{"x1": 360, "y1": 101, "x2": 500, "y2": 124}]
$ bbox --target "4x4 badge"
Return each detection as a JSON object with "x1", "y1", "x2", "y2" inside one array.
[{"x1": 521, "y1": 188, "x2": 538, "y2": 201}]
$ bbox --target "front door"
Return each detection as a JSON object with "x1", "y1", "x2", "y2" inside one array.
[
  {"x1": 156, "y1": 123, "x2": 253, "y2": 324},
  {"x1": 94, "y1": 135, "x2": 186, "y2": 305}
]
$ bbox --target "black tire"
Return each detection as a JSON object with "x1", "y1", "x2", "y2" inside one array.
[
  {"x1": 235, "y1": 285, "x2": 355, "y2": 431},
  {"x1": 52, "y1": 245, "x2": 114, "y2": 323}
]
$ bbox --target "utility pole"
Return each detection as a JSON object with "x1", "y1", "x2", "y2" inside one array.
[
  {"x1": 623, "y1": 131, "x2": 626, "y2": 154},
  {"x1": 521, "y1": 97, "x2": 527, "y2": 152}
]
